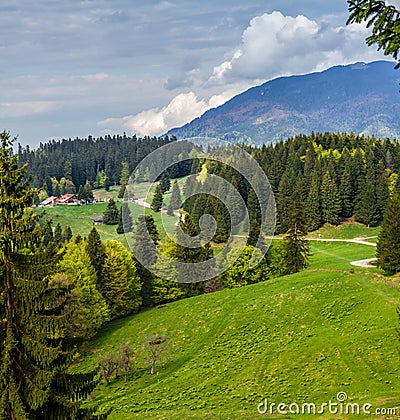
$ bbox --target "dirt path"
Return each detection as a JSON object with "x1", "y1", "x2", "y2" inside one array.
[{"x1": 350, "y1": 258, "x2": 377, "y2": 268}]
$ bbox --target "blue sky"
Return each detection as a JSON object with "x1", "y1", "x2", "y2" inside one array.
[{"x1": 0, "y1": 0, "x2": 395, "y2": 147}]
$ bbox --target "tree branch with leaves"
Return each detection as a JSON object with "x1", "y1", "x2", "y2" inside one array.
[{"x1": 347, "y1": 0, "x2": 400, "y2": 68}]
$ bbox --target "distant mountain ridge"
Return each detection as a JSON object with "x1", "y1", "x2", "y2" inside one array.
[{"x1": 167, "y1": 61, "x2": 400, "y2": 144}]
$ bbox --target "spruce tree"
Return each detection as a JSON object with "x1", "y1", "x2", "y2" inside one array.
[
  {"x1": 61, "y1": 225, "x2": 73, "y2": 243},
  {"x1": 145, "y1": 215, "x2": 160, "y2": 244},
  {"x1": 354, "y1": 166, "x2": 378, "y2": 228},
  {"x1": 42, "y1": 221, "x2": 54, "y2": 247},
  {"x1": 169, "y1": 180, "x2": 182, "y2": 212},
  {"x1": 281, "y1": 181, "x2": 310, "y2": 275},
  {"x1": 116, "y1": 203, "x2": 132, "y2": 234},
  {"x1": 0, "y1": 132, "x2": 102, "y2": 419},
  {"x1": 165, "y1": 214, "x2": 213, "y2": 292},
  {"x1": 159, "y1": 172, "x2": 171, "y2": 194},
  {"x1": 86, "y1": 227, "x2": 106, "y2": 290},
  {"x1": 54, "y1": 222, "x2": 63, "y2": 244},
  {"x1": 151, "y1": 184, "x2": 163, "y2": 212},
  {"x1": 339, "y1": 169, "x2": 353, "y2": 218},
  {"x1": 377, "y1": 193, "x2": 400, "y2": 274},
  {"x1": 321, "y1": 171, "x2": 341, "y2": 225},
  {"x1": 306, "y1": 174, "x2": 321, "y2": 232},
  {"x1": 132, "y1": 215, "x2": 158, "y2": 307},
  {"x1": 118, "y1": 161, "x2": 130, "y2": 198},
  {"x1": 103, "y1": 198, "x2": 119, "y2": 225}
]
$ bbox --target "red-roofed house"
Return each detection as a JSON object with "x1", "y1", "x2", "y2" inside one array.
[{"x1": 54, "y1": 194, "x2": 78, "y2": 205}]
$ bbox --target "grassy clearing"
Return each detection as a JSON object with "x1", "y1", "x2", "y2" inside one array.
[
  {"x1": 37, "y1": 201, "x2": 178, "y2": 243},
  {"x1": 78, "y1": 239, "x2": 399, "y2": 419},
  {"x1": 307, "y1": 221, "x2": 381, "y2": 240}
]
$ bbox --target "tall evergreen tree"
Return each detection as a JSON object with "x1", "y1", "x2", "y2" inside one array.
[
  {"x1": 145, "y1": 215, "x2": 160, "y2": 244},
  {"x1": 0, "y1": 132, "x2": 102, "y2": 419},
  {"x1": 377, "y1": 193, "x2": 400, "y2": 274},
  {"x1": 103, "y1": 198, "x2": 119, "y2": 225},
  {"x1": 159, "y1": 172, "x2": 171, "y2": 194},
  {"x1": 306, "y1": 173, "x2": 322, "y2": 232},
  {"x1": 61, "y1": 225, "x2": 73, "y2": 243},
  {"x1": 169, "y1": 180, "x2": 182, "y2": 212},
  {"x1": 86, "y1": 227, "x2": 106, "y2": 290},
  {"x1": 339, "y1": 168, "x2": 353, "y2": 218},
  {"x1": 165, "y1": 214, "x2": 213, "y2": 293},
  {"x1": 118, "y1": 161, "x2": 130, "y2": 198},
  {"x1": 132, "y1": 215, "x2": 158, "y2": 308},
  {"x1": 280, "y1": 181, "x2": 310, "y2": 275},
  {"x1": 77, "y1": 180, "x2": 94, "y2": 203},
  {"x1": 42, "y1": 221, "x2": 54, "y2": 247},
  {"x1": 116, "y1": 203, "x2": 133, "y2": 234},
  {"x1": 151, "y1": 184, "x2": 163, "y2": 212},
  {"x1": 321, "y1": 171, "x2": 341, "y2": 225},
  {"x1": 54, "y1": 222, "x2": 63, "y2": 244},
  {"x1": 354, "y1": 165, "x2": 379, "y2": 228}
]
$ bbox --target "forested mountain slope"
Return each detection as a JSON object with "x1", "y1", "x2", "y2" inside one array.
[{"x1": 168, "y1": 61, "x2": 400, "y2": 144}]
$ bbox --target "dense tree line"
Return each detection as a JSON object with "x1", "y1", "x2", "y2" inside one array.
[
  {"x1": 183, "y1": 132, "x2": 400, "y2": 241},
  {"x1": 0, "y1": 132, "x2": 107, "y2": 419},
  {"x1": 17, "y1": 134, "x2": 196, "y2": 195}
]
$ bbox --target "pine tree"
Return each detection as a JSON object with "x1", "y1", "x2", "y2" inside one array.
[
  {"x1": 159, "y1": 172, "x2": 171, "y2": 194},
  {"x1": 42, "y1": 221, "x2": 54, "y2": 247},
  {"x1": 116, "y1": 203, "x2": 133, "y2": 234},
  {"x1": 54, "y1": 222, "x2": 63, "y2": 244},
  {"x1": 61, "y1": 225, "x2": 73, "y2": 243},
  {"x1": 151, "y1": 184, "x2": 163, "y2": 212},
  {"x1": 339, "y1": 168, "x2": 353, "y2": 218},
  {"x1": 321, "y1": 171, "x2": 341, "y2": 225},
  {"x1": 275, "y1": 171, "x2": 295, "y2": 233},
  {"x1": 376, "y1": 160, "x2": 390, "y2": 220},
  {"x1": 377, "y1": 193, "x2": 400, "y2": 274},
  {"x1": 77, "y1": 180, "x2": 94, "y2": 203},
  {"x1": 86, "y1": 227, "x2": 106, "y2": 290},
  {"x1": 226, "y1": 176, "x2": 245, "y2": 226},
  {"x1": 145, "y1": 215, "x2": 160, "y2": 244},
  {"x1": 103, "y1": 198, "x2": 119, "y2": 225},
  {"x1": 306, "y1": 174, "x2": 321, "y2": 232},
  {"x1": 354, "y1": 165, "x2": 379, "y2": 228},
  {"x1": 169, "y1": 180, "x2": 182, "y2": 212},
  {"x1": 281, "y1": 181, "x2": 310, "y2": 275},
  {"x1": 132, "y1": 215, "x2": 158, "y2": 308},
  {"x1": 0, "y1": 132, "x2": 102, "y2": 419},
  {"x1": 165, "y1": 214, "x2": 213, "y2": 290},
  {"x1": 118, "y1": 161, "x2": 130, "y2": 198}
]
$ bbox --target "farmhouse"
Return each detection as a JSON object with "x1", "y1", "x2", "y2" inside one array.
[
  {"x1": 55, "y1": 194, "x2": 78, "y2": 205},
  {"x1": 39, "y1": 196, "x2": 56, "y2": 207}
]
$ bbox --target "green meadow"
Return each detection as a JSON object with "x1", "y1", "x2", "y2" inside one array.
[
  {"x1": 77, "y1": 236, "x2": 400, "y2": 419},
  {"x1": 37, "y1": 197, "x2": 178, "y2": 243}
]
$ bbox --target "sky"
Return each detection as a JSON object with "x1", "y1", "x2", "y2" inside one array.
[{"x1": 0, "y1": 0, "x2": 397, "y2": 148}]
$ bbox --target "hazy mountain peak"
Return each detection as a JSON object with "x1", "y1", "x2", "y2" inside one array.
[{"x1": 168, "y1": 61, "x2": 400, "y2": 144}]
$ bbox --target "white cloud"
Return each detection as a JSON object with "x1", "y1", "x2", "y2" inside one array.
[
  {"x1": 208, "y1": 11, "x2": 386, "y2": 84},
  {"x1": 0, "y1": 101, "x2": 58, "y2": 118},
  {"x1": 98, "y1": 90, "x2": 242, "y2": 137},
  {"x1": 81, "y1": 73, "x2": 109, "y2": 81},
  {"x1": 98, "y1": 10, "x2": 389, "y2": 139}
]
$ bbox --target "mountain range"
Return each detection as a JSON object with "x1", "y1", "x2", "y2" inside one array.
[{"x1": 167, "y1": 61, "x2": 400, "y2": 144}]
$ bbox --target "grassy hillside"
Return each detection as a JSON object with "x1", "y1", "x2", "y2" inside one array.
[{"x1": 79, "y1": 239, "x2": 400, "y2": 419}]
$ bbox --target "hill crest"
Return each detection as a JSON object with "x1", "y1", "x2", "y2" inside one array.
[{"x1": 168, "y1": 61, "x2": 400, "y2": 144}]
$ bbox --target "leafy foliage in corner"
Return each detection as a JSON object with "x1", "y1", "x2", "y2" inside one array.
[{"x1": 347, "y1": 0, "x2": 400, "y2": 68}]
